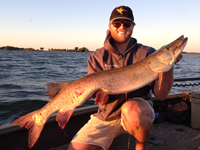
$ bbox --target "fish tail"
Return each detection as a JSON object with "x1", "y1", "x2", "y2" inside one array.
[
  {"x1": 46, "y1": 82, "x2": 71, "y2": 99},
  {"x1": 56, "y1": 108, "x2": 75, "y2": 129},
  {"x1": 11, "y1": 110, "x2": 45, "y2": 148}
]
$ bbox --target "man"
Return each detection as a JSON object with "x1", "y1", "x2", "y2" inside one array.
[{"x1": 68, "y1": 6, "x2": 182, "y2": 150}]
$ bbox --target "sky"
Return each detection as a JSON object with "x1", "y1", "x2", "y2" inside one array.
[{"x1": 0, "y1": 0, "x2": 199, "y2": 52}]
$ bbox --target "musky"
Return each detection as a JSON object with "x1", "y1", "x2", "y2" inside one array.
[{"x1": 0, "y1": 0, "x2": 199, "y2": 52}]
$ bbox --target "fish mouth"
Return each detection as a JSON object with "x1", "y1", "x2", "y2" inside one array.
[
  {"x1": 167, "y1": 35, "x2": 188, "y2": 66},
  {"x1": 172, "y1": 35, "x2": 188, "y2": 56}
]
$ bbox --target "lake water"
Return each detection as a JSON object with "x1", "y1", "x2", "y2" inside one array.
[{"x1": 0, "y1": 50, "x2": 200, "y2": 126}]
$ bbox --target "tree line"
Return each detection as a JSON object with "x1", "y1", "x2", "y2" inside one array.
[
  {"x1": 47, "y1": 47, "x2": 90, "y2": 52},
  {"x1": 0, "y1": 46, "x2": 91, "y2": 52}
]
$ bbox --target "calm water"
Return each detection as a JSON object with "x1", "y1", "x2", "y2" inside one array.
[{"x1": 0, "y1": 50, "x2": 200, "y2": 126}]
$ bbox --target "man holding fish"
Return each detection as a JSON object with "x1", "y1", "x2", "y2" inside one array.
[
  {"x1": 11, "y1": 5, "x2": 186, "y2": 150},
  {"x1": 67, "y1": 5, "x2": 183, "y2": 150}
]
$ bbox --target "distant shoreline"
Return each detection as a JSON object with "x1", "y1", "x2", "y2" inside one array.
[
  {"x1": 0, "y1": 46, "x2": 199, "y2": 55},
  {"x1": 0, "y1": 46, "x2": 92, "y2": 52},
  {"x1": 182, "y1": 52, "x2": 200, "y2": 55}
]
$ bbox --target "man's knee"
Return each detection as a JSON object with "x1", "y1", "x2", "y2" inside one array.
[
  {"x1": 121, "y1": 98, "x2": 152, "y2": 119},
  {"x1": 121, "y1": 98, "x2": 153, "y2": 136}
]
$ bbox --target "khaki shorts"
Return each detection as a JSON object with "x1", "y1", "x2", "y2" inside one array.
[{"x1": 71, "y1": 99, "x2": 155, "y2": 150}]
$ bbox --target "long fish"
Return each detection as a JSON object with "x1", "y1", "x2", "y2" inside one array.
[{"x1": 11, "y1": 35, "x2": 188, "y2": 148}]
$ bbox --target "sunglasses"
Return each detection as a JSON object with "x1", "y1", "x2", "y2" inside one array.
[{"x1": 111, "y1": 20, "x2": 134, "y2": 28}]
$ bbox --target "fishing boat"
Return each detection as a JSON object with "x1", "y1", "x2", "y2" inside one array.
[{"x1": 0, "y1": 77, "x2": 200, "y2": 150}]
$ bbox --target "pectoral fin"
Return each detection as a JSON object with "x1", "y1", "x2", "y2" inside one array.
[{"x1": 94, "y1": 90, "x2": 109, "y2": 105}]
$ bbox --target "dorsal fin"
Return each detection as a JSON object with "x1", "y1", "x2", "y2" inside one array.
[{"x1": 46, "y1": 82, "x2": 71, "y2": 99}]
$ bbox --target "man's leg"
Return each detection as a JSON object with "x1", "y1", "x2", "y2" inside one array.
[
  {"x1": 121, "y1": 98, "x2": 154, "y2": 150},
  {"x1": 67, "y1": 142, "x2": 102, "y2": 150},
  {"x1": 67, "y1": 115, "x2": 125, "y2": 150}
]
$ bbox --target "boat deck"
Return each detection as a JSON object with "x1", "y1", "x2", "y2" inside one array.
[{"x1": 49, "y1": 121, "x2": 200, "y2": 150}]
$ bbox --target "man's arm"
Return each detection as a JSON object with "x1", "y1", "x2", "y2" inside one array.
[
  {"x1": 153, "y1": 67, "x2": 174, "y2": 100},
  {"x1": 153, "y1": 54, "x2": 183, "y2": 100}
]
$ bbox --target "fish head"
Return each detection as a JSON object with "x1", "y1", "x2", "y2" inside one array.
[
  {"x1": 163, "y1": 35, "x2": 188, "y2": 65},
  {"x1": 148, "y1": 35, "x2": 188, "y2": 73}
]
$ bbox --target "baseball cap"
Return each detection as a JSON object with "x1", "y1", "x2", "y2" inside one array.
[{"x1": 109, "y1": 6, "x2": 134, "y2": 22}]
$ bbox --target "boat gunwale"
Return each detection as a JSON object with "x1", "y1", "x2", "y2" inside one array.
[{"x1": 0, "y1": 104, "x2": 98, "y2": 136}]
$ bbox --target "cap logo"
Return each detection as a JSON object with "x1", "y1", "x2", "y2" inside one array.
[{"x1": 116, "y1": 7, "x2": 127, "y2": 14}]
